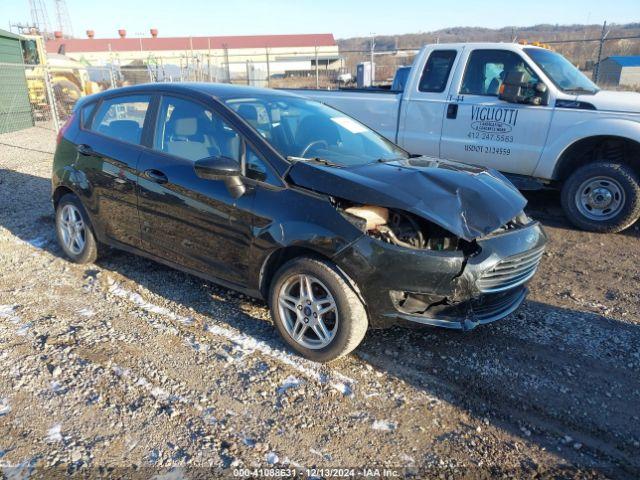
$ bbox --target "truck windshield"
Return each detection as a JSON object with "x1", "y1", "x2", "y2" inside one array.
[
  {"x1": 524, "y1": 48, "x2": 599, "y2": 94},
  {"x1": 225, "y1": 94, "x2": 408, "y2": 166}
]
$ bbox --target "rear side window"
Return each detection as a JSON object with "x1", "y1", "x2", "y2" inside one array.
[
  {"x1": 418, "y1": 50, "x2": 457, "y2": 92},
  {"x1": 90, "y1": 95, "x2": 151, "y2": 145}
]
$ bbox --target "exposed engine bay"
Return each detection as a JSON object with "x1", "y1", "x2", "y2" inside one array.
[{"x1": 341, "y1": 204, "x2": 465, "y2": 251}]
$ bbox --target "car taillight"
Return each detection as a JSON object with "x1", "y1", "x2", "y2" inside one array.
[{"x1": 56, "y1": 113, "x2": 76, "y2": 145}]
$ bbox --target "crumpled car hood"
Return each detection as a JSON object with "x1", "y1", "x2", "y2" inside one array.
[{"x1": 287, "y1": 156, "x2": 527, "y2": 241}]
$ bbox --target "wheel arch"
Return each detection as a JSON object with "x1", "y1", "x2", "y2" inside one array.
[
  {"x1": 553, "y1": 135, "x2": 640, "y2": 182},
  {"x1": 52, "y1": 185, "x2": 76, "y2": 209},
  {"x1": 258, "y1": 245, "x2": 334, "y2": 300}
]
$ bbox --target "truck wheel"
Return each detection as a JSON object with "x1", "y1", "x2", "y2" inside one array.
[
  {"x1": 561, "y1": 162, "x2": 640, "y2": 233},
  {"x1": 269, "y1": 256, "x2": 368, "y2": 363}
]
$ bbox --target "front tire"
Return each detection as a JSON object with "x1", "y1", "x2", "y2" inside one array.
[
  {"x1": 561, "y1": 162, "x2": 640, "y2": 233},
  {"x1": 55, "y1": 194, "x2": 101, "y2": 264},
  {"x1": 269, "y1": 257, "x2": 368, "y2": 363}
]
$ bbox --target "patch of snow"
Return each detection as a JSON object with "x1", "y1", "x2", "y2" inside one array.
[
  {"x1": 1, "y1": 458, "x2": 37, "y2": 480},
  {"x1": 277, "y1": 376, "x2": 303, "y2": 394},
  {"x1": 265, "y1": 452, "x2": 279, "y2": 464},
  {"x1": 331, "y1": 381, "x2": 353, "y2": 397},
  {"x1": 185, "y1": 336, "x2": 209, "y2": 353},
  {"x1": 0, "y1": 305, "x2": 20, "y2": 324},
  {"x1": 242, "y1": 437, "x2": 256, "y2": 447},
  {"x1": 50, "y1": 381, "x2": 64, "y2": 393},
  {"x1": 107, "y1": 281, "x2": 357, "y2": 396},
  {"x1": 46, "y1": 424, "x2": 62, "y2": 443},
  {"x1": 77, "y1": 307, "x2": 95, "y2": 317},
  {"x1": 310, "y1": 448, "x2": 332, "y2": 460},
  {"x1": 0, "y1": 398, "x2": 11, "y2": 417},
  {"x1": 372, "y1": 419, "x2": 397, "y2": 432},
  {"x1": 15, "y1": 323, "x2": 31, "y2": 336}
]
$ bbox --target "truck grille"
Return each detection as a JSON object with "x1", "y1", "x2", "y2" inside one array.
[{"x1": 477, "y1": 247, "x2": 545, "y2": 293}]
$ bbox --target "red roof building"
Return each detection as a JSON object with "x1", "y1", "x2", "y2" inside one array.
[{"x1": 46, "y1": 33, "x2": 337, "y2": 54}]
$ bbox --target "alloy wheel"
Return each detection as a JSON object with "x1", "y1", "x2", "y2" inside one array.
[
  {"x1": 277, "y1": 274, "x2": 339, "y2": 349},
  {"x1": 58, "y1": 204, "x2": 86, "y2": 255}
]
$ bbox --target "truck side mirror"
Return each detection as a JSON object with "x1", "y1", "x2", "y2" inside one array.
[{"x1": 499, "y1": 71, "x2": 548, "y2": 106}]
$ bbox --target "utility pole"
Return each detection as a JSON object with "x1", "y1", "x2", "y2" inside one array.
[
  {"x1": 593, "y1": 20, "x2": 610, "y2": 84},
  {"x1": 370, "y1": 33, "x2": 376, "y2": 85}
]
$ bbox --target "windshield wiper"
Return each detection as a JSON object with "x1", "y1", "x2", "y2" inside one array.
[{"x1": 287, "y1": 156, "x2": 340, "y2": 167}]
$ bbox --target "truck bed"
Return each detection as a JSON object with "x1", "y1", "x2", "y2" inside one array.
[{"x1": 281, "y1": 88, "x2": 402, "y2": 143}]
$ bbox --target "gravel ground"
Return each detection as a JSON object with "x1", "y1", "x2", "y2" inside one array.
[{"x1": 0, "y1": 127, "x2": 639, "y2": 479}]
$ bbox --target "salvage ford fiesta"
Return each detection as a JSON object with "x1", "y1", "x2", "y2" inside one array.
[{"x1": 52, "y1": 83, "x2": 547, "y2": 362}]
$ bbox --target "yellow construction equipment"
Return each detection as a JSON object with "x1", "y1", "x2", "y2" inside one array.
[{"x1": 20, "y1": 33, "x2": 97, "y2": 119}]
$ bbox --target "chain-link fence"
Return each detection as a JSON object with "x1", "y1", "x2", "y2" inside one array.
[
  {"x1": 1, "y1": 31, "x2": 639, "y2": 136},
  {"x1": 0, "y1": 61, "x2": 61, "y2": 134}
]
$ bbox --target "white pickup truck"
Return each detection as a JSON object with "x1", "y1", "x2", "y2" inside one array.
[{"x1": 289, "y1": 43, "x2": 640, "y2": 233}]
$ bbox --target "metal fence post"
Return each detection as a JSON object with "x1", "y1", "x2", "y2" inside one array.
[
  {"x1": 315, "y1": 46, "x2": 319, "y2": 89},
  {"x1": 593, "y1": 21, "x2": 609, "y2": 84},
  {"x1": 43, "y1": 64, "x2": 60, "y2": 132},
  {"x1": 224, "y1": 45, "x2": 231, "y2": 83},
  {"x1": 265, "y1": 47, "x2": 271, "y2": 88}
]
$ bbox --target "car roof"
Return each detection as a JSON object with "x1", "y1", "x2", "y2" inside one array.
[{"x1": 84, "y1": 82, "x2": 302, "y2": 103}]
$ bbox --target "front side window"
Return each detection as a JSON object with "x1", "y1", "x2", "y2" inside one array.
[
  {"x1": 90, "y1": 95, "x2": 150, "y2": 145},
  {"x1": 154, "y1": 96, "x2": 241, "y2": 163},
  {"x1": 226, "y1": 95, "x2": 408, "y2": 167},
  {"x1": 419, "y1": 50, "x2": 457, "y2": 92},
  {"x1": 245, "y1": 145, "x2": 278, "y2": 184},
  {"x1": 524, "y1": 48, "x2": 599, "y2": 94},
  {"x1": 461, "y1": 50, "x2": 539, "y2": 96}
]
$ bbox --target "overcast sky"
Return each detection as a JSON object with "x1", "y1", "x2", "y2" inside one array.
[{"x1": 1, "y1": 0, "x2": 638, "y2": 39}]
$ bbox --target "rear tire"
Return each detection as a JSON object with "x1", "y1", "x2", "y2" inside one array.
[
  {"x1": 55, "y1": 194, "x2": 101, "y2": 264},
  {"x1": 269, "y1": 256, "x2": 368, "y2": 363},
  {"x1": 561, "y1": 162, "x2": 640, "y2": 233}
]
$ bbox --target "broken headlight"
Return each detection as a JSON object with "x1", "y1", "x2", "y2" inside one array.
[{"x1": 340, "y1": 204, "x2": 463, "y2": 251}]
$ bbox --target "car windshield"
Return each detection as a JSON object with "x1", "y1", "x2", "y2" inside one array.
[
  {"x1": 524, "y1": 48, "x2": 599, "y2": 94},
  {"x1": 224, "y1": 94, "x2": 408, "y2": 167}
]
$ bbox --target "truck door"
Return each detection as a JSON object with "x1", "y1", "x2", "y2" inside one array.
[
  {"x1": 397, "y1": 48, "x2": 461, "y2": 157},
  {"x1": 439, "y1": 48, "x2": 553, "y2": 175}
]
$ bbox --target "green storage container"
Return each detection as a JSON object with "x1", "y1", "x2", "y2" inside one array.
[{"x1": 0, "y1": 29, "x2": 34, "y2": 134}]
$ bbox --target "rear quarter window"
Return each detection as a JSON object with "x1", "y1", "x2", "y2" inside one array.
[{"x1": 90, "y1": 95, "x2": 151, "y2": 145}]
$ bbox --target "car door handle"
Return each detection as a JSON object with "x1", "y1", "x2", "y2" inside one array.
[
  {"x1": 446, "y1": 103, "x2": 458, "y2": 119},
  {"x1": 144, "y1": 169, "x2": 168, "y2": 184},
  {"x1": 77, "y1": 144, "x2": 98, "y2": 156}
]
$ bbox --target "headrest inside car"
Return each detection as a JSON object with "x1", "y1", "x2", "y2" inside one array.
[{"x1": 173, "y1": 117, "x2": 198, "y2": 136}]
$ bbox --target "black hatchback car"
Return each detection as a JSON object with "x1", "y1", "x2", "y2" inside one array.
[{"x1": 52, "y1": 83, "x2": 546, "y2": 362}]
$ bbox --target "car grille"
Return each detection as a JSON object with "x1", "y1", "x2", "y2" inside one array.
[
  {"x1": 470, "y1": 288, "x2": 526, "y2": 321},
  {"x1": 477, "y1": 246, "x2": 545, "y2": 293}
]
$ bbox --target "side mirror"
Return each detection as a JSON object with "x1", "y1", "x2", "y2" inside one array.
[
  {"x1": 194, "y1": 156, "x2": 240, "y2": 179},
  {"x1": 194, "y1": 156, "x2": 246, "y2": 198},
  {"x1": 499, "y1": 70, "x2": 548, "y2": 106}
]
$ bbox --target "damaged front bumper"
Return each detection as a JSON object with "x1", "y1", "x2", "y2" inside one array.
[{"x1": 333, "y1": 221, "x2": 547, "y2": 330}]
